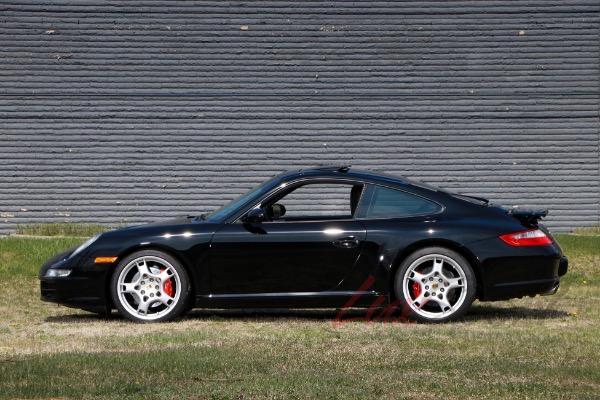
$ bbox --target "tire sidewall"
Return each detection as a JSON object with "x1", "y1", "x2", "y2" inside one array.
[
  {"x1": 394, "y1": 246, "x2": 476, "y2": 323},
  {"x1": 110, "y1": 249, "x2": 191, "y2": 323}
]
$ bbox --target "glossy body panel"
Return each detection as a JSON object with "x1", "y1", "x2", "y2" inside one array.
[
  {"x1": 40, "y1": 248, "x2": 112, "y2": 312},
  {"x1": 39, "y1": 167, "x2": 568, "y2": 312},
  {"x1": 209, "y1": 220, "x2": 366, "y2": 293},
  {"x1": 468, "y1": 236, "x2": 563, "y2": 300}
]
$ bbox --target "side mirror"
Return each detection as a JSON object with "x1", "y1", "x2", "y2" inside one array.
[{"x1": 243, "y1": 208, "x2": 266, "y2": 223}]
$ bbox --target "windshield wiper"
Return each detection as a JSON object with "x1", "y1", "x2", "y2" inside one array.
[{"x1": 187, "y1": 214, "x2": 207, "y2": 221}]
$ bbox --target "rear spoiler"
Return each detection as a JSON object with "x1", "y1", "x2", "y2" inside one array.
[{"x1": 508, "y1": 208, "x2": 548, "y2": 226}]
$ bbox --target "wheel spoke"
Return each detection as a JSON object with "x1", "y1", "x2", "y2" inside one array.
[
  {"x1": 408, "y1": 270, "x2": 427, "y2": 283},
  {"x1": 158, "y1": 293, "x2": 175, "y2": 306},
  {"x1": 121, "y1": 282, "x2": 138, "y2": 294},
  {"x1": 137, "y1": 259, "x2": 152, "y2": 277},
  {"x1": 446, "y1": 277, "x2": 464, "y2": 290},
  {"x1": 412, "y1": 293, "x2": 430, "y2": 309},
  {"x1": 137, "y1": 299, "x2": 151, "y2": 314},
  {"x1": 158, "y1": 268, "x2": 174, "y2": 283},
  {"x1": 432, "y1": 258, "x2": 444, "y2": 275},
  {"x1": 435, "y1": 295, "x2": 453, "y2": 314}
]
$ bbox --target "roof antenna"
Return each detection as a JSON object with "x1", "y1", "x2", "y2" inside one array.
[{"x1": 337, "y1": 165, "x2": 351, "y2": 172}]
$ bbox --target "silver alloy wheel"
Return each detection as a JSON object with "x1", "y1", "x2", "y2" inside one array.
[
  {"x1": 402, "y1": 253, "x2": 468, "y2": 320},
  {"x1": 116, "y1": 256, "x2": 181, "y2": 321}
]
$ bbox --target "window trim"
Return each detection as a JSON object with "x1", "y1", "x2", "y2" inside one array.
[
  {"x1": 231, "y1": 177, "x2": 366, "y2": 224},
  {"x1": 354, "y1": 183, "x2": 444, "y2": 220}
]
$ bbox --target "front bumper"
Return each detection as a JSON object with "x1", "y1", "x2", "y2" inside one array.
[
  {"x1": 39, "y1": 250, "x2": 112, "y2": 313},
  {"x1": 40, "y1": 276, "x2": 107, "y2": 312}
]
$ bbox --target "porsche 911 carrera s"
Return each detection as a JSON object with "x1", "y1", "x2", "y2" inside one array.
[{"x1": 40, "y1": 166, "x2": 568, "y2": 323}]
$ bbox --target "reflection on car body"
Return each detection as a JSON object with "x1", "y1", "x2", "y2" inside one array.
[{"x1": 40, "y1": 166, "x2": 568, "y2": 323}]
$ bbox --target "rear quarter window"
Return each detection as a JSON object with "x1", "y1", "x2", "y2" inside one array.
[{"x1": 364, "y1": 185, "x2": 441, "y2": 218}]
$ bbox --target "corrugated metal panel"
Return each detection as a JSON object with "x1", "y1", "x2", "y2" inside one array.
[{"x1": 0, "y1": 0, "x2": 598, "y2": 233}]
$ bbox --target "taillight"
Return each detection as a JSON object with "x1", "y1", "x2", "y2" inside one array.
[{"x1": 499, "y1": 229, "x2": 552, "y2": 247}]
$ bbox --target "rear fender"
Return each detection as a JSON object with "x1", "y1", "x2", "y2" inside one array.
[{"x1": 389, "y1": 238, "x2": 484, "y2": 300}]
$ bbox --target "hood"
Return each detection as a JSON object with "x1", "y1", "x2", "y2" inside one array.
[
  {"x1": 142, "y1": 215, "x2": 201, "y2": 227},
  {"x1": 108, "y1": 215, "x2": 208, "y2": 235}
]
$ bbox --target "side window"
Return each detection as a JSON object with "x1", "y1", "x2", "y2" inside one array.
[
  {"x1": 268, "y1": 183, "x2": 363, "y2": 220},
  {"x1": 364, "y1": 185, "x2": 441, "y2": 218}
]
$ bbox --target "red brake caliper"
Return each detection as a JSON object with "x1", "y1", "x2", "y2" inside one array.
[
  {"x1": 412, "y1": 281, "x2": 421, "y2": 299},
  {"x1": 160, "y1": 267, "x2": 175, "y2": 297}
]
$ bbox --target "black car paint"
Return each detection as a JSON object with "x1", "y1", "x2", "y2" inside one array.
[{"x1": 40, "y1": 167, "x2": 568, "y2": 313}]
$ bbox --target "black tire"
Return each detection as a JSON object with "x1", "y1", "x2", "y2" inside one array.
[
  {"x1": 394, "y1": 246, "x2": 476, "y2": 323},
  {"x1": 110, "y1": 250, "x2": 191, "y2": 323}
]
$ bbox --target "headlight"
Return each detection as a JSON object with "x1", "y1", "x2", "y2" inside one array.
[
  {"x1": 69, "y1": 234, "x2": 100, "y2": 259},
  {"x1": 45, "y1": 269, "x2": 72, "y2": 278}
]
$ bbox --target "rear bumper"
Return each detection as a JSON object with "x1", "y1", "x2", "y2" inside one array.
[
  {"x1": 484, "y1": 277, "x2": 559, "y2": 301},
  {"x1": 470, "y1": 237, "x2": 568, "y2": 301},
  {"x1": 558, "y1": 256, "x2": 569, "y2": 276},
  {"x1": 479, "y1": 255, "x2": 568, "y2": 300}
]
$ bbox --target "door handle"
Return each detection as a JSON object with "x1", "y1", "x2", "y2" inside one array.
[{"x1": 332, "y1": 236, "x2": 360, "y2": 249}]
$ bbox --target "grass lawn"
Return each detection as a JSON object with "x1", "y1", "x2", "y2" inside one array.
[{"x1": 0, "y1": 233, "x2": 599, "y2": 399}]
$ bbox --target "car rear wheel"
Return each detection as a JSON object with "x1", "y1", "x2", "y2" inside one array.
[
  {"x1": 394, "y1": 247, "x2": 476, "y2": 323},
  {"x1": 111, "y1": 250, "x2": 191, "y2": 322}
]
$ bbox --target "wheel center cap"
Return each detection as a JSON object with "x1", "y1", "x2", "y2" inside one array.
[{"x1": 432, "y1": 283, "x2": 439, "y2": 289}]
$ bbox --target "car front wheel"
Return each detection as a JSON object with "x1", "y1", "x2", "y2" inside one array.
[
  {"x1": 394, "y1": 247, "x2": 476, "y2": 322},
  {"x1": 111, "y1": 250, "x2": 191, "y2": 322}
]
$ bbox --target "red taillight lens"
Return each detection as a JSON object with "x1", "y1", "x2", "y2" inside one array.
[{"x1": 499, "y1": 229, "x2": 552, "y2": 247}]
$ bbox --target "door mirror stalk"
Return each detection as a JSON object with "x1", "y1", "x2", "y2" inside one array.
[{"x1": 243, "y1": 208, "x2": 266, "y2": 223}]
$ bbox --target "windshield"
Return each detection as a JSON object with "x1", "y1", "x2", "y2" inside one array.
[{"x1": 205, "y1": 175, "x2": 281, "y2": 222}]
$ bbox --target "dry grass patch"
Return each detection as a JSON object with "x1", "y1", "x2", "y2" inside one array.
[
  {"x1": 15, "y1": 223, "x2": 109, "y2": 237},
  {"x1": 0, "y1": 233, "x2": 598, "y2": 398}
]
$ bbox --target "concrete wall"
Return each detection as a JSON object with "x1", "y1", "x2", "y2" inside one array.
[{"x1": 0, "y1": 1, "x2": 599, "y2": 233}]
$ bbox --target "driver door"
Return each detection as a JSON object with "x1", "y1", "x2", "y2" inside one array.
[{"x1": 208, "y1": 182, "x2": 367, "y2": 294}]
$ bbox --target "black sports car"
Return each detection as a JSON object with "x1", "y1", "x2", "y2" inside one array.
[{"x1": 40, "y1": 166, "x2": 568, "y2": 323}]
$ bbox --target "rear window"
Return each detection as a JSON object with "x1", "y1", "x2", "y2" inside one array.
[{"x1": 364, "y1": 186, "x2": 441, "y2": 218}]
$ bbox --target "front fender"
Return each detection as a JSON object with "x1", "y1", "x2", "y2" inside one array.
[{"x1": 84, "y1": 226, "x2": 217, "y2": 299}]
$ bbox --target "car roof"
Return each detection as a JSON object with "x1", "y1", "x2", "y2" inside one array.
[{"x1": 276, "y1": 165, "x2": 442, "y2": 193}]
